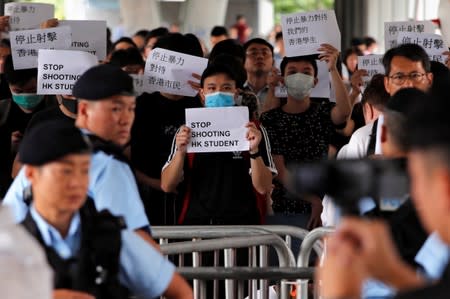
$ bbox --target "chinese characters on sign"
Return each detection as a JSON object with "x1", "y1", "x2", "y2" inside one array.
[
  {"x1": 144, "y1": 47, "x2": 208, "y2": 97},
  {"x1": 384, "y1": 21, "x2": 435, "y2": 50},
  {"x1": 357, "y1": 54, "x2": 384, "y2": 82},
  {"x1": 281, "y1": 10, "x2": 341, "y2": 57},
  {"x1": 397, "y1": 32, "x2": 448, "y2": 56},
  {"x1": 5, "y1": 2, "x2": 54, "y2": 31}
]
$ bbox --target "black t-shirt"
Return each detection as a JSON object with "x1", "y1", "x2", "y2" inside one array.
[
  {"x1": 260, "y1": 101, "x2": 335, "y2": 214},
  {"x1": 130, "y1": 92, "x2": 202, "y2": 179},
  {"x1": 164, "y1": 125, "x2": 276, "y2": 224}
]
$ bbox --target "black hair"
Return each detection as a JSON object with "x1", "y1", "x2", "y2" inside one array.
[
  {"x1": 208, "y1": 53, "x2": 246, "y2": 88},
  {"x1": 144, "y1": 27, "x2": 169, "y2": 45},
  {"x1": 364, "y1": 36, "x2": 376, "y2": 47},
  {"x1": 153, "y1": 33, "x2": 203, "y2": 57},
  {"x1": 279, "y1": 55, "x2": 318, "y2": 77},
  {"x1": 109, "y1": 47, "x2": 144, "y2": 67},
  {"x1": 211, "y1": 26, "x2": 228, "y2": 37},
  {"x1": 200, "y1": 63, "x2": 237, "y2": 88},
  {"x1": 275, "y1": 32, "x2": 283, "y2": 41},
  {"x1": 407, "y1": 89, "x2": 449, "y2": 168},
  {"x1": 342, "y1": 47, "x2": 363, "y2": 67},
  {"x1": 134, "y1": 29, "x2": 150, "y2": 38},
  {"x1": 384, "y1": 88, "x2": 425, "y2": 151},
  {"x1": 382, "y1": 43, "x2": 430, "y2": 76},
  {"x1": 4, "y1": 55, "x2": 37, "y2": 86},
  {"x1": 0, "y1": 38, "x2": 10, "y2": 48},
  {"x1": 209, "y1": 39, "x2": 245, "y2": 63},
  {"x1": 243, "y1": 38, "x2": 274, "y2": 55},
  {"x1": 360, "y1": 74, "x2": 390, "y2": 110},
  {"x1": 112, "y1": 37, "x2": 137, "y2": 50},
  {"x1": 350, "y1": 37, "x2": 365, "y2": 47}
]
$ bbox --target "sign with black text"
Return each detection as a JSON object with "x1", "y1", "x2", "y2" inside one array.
[
  {"x1": 185, "y1": 107, "x2": 250, "y2": 153},
  {"x1": 37, "y1": 49, "x2": 97, "y2": 94},
  {"x1": 5, "y1": 2, "x2": 54, "y2": 31}
]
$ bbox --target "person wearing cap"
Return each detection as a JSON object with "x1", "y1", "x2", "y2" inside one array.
[
  {"x1": 18, "y1": 120, "x2": 192, "y2": 299},
  {"x1": 3, "y1": 64, "x2": 154, "y2": 245}
]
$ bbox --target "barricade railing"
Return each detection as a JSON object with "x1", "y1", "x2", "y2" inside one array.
[
  {"x1": 152, "y1": 225, "x2": 330, "y2": 299},
  {"x1": 159, "y1": 234, "x2": 297, "y2": 299},
  {"x1": 152, "y1": 225, "x2": 323, "y2": 256},
  {"x1": 296, "y1": 227, "x2": 335, "y2": 299}
]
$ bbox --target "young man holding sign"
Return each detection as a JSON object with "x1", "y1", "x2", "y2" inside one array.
[
  {"x1": 260, "y1": 44, "x2": 352, "y2": 230},
  {"x1": 161, "y1": 63, "x2": 277, "y2": 225}
]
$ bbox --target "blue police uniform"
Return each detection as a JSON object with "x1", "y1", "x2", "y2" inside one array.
[
  {"x1": 29, "y1": 205, "x2": 174, "y2": 298},
  {"x1": 3, "y1": 147, "x2": 150, "y2": 231}
]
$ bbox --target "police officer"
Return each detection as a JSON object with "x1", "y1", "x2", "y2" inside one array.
[
  {"x1": 18, "y1": 120, "x2": 192, "y2": 299},
  {"x1": 4, "y1": 64, "x2": 155, "y2": 245}
]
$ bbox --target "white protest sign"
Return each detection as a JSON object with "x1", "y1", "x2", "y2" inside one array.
[
  {"x1": 275, "y1": 60, "x2": 330, "y2": 98},
  {"x1": 59, "y1": 20, "x2": 107, "y2": 60},
  {"x1": 429, "y1": 54, "x2": 447, "y2": 64},
  {"x1": 357, "y1": 54, "x2": 384, "y2": 82},
  {"x1": 185, "y1": 106, "x2": 250, "y2": 153},
  {"x1": 144, "y1": 48, "x2": 208, "y2": 97},
  {"x1": 281, "y1": 10, "x2": 340, "y2": 57},
  {"x1": 10, "y1": 26, "x2": 71, "y2": 70},
  {"x1": 37, "y1": 49, "x2": 97, "y2": 95},
  {"x1": 5, "y1": 2, "x2": 54, "y2": 31},
  {"x1": 397, "y1": 32, "x2": 448, "y2": 56},
  {"x1": 130, "y1": 74, "x2": 148, "y2": 95},
  {"x1": 384, "y1": 21, "x2": 435, "y2": 50}
]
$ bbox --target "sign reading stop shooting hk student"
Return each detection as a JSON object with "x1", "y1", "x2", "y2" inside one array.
[
  {"x1": 144, "y1": 48, "x2": 208, "y2": 97},
  {"x1": 185, "y1": 107, "x2": 250, "y2": 153},
  {"x1": 5, "y1": 2, "x2": 54, "y2": 31},
  {"x1": 37, "y1": 49, "x2": 98, "y2": 95},
  {"x1": 281, "y1": 9, "x2": 341, "y2": 57},
  {"x1": 10, "y1": 26, "x2": 71, "y2": 70}
]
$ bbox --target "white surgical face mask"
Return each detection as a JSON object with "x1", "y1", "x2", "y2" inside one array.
[{"x1": 285, "y1": 72, "x2": 314, "y2": 100}]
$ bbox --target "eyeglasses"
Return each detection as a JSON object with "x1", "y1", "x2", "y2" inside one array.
[
  {"x1": 246, "y1": 49, "x2": 272, "y2": 58},
  {"x1": 388, "y1": 72, "x2": 426, "y2": 85}
]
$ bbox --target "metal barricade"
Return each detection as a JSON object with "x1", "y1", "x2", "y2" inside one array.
[
  {"x1": 153, "y1": 225, "x2": 321, "y2": 299},
  {"x1": 296, "y1": 227, "x2": 335, "y2": 299},
  {"x1": 160, "y1": 234, "x2": 297, "y2": 299}
]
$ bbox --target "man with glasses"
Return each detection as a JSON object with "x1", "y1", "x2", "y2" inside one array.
[
  {"x1": 243, "y1": 38, "x2": 275, "y2": 114},
  {"x1": 383, "y1": 43, "x2": 433, "y2": 94}
]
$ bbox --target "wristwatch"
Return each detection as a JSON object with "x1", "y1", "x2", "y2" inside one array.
[{"x1": 249, "y1": 151, "x2": 261, "y2": 159}]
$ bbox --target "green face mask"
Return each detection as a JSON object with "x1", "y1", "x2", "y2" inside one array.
[{"x1": 12, "y1": 93, "x2": 44, "y2": 110}]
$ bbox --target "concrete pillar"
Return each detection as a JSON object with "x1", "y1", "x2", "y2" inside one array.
[
  {"x1": 119, "y1": 0, "x2": 161, "y2": 36},
  {"x1": 182, "y1": 0, "x2": 229, "y2": 47}
]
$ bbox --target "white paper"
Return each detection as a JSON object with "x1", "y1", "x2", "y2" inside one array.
[
  {"x1": 130, "y1": 74, "x2": 148, "y2": 96},
  {"x1": 59, "y1": 20, "x2": 107, "y2": 60},
  {"x1": 384, "y1": 21, "x2": 435, "y2": 50},
  {"x1": 185, "y1": 106, "x2": 250, "y2": 153},
  {"x1": 397, "y1": 32, "x2": 448, "y2": 56},
  {"x1": 144, "y1": 48, "x2": 208, "y2": 97},
  {"x1": 37, "y1": 49, "x2": 97, "y2": 95},
  {"x1": 275, "y1": 60, "x2": 330, "y2": 98},
  {"x1": 357, "y1": 54, "x2": 384, "y2": 82},
  {"x1": 5, "y1": 2, "x2": 54, "y2": 31},
  {"x1": 10, "y1": 26, "x2": 72, "y2": 70},
  {"x1": 429, "y1": 54, "x2": 447, "y2": 64},
  {"x1": 281, "y1": 10, "x2": 341, "y2": 57}
]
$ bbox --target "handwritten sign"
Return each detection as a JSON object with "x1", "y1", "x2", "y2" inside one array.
[
  {"x1": 144, "y1": 48, "x2": 208, "y2": 97},
  {"x1": 281, "y1": 10, "x2": 340, "y2": 57},
  {"x1": 59, "y1": 20, "x2": 107, "y2": 60},
  {"x1": 397, "y1": 32, "x2": 448, "y2": 56},
  {"x1": 275, "y1": 60, "x2": 330, "y2": 98},
  {"x1": 185, "y1": 106, "x2": 249, "y2": 153},
  {"x1": 5, "y1": 2, "x2": 54, "y2": 31},
  {"x1": 429, "y1": 54, "x2": 447, "y2": 64},
  {"x1": 10, "y1": 26, "x2": 71, "y2": 70},
  {"x1": 384, "y1": 21, "x2": 435, "y2": 50},
  {"x1": 357, "y1": 54, "x2": 384, "y2": 82},
  {"x1": 37, "y1": 49, "x2": 97, "y2": 95}
]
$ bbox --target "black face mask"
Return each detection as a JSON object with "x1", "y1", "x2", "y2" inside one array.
[{"x1": 61, "y1": 97, "x2": 78, "y2": 114}]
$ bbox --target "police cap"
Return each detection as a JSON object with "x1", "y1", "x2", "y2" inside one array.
[
  {"x1": 19, "y1": 120, "x2": 92, "y2": 166},
  {"x1": 72, "y1": 64, "x2": 136, "y2": 100}
]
